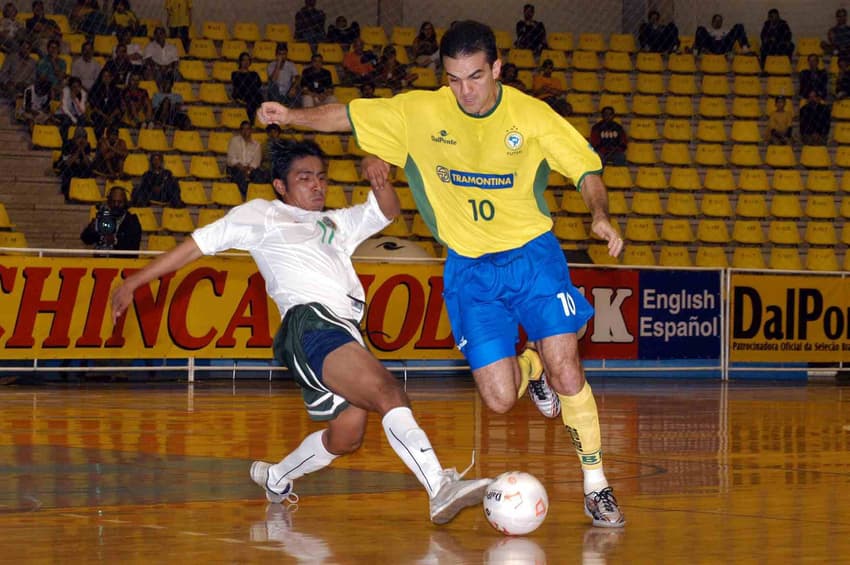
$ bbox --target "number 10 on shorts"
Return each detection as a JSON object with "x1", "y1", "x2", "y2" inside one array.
[{"x1": 557, "y1": 291, "x2": 577, "y2": 317}]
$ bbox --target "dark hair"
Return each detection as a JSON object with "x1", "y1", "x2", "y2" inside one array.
[
  {"x1": 270, "y1": 139, "x2": 325, "y2": 188},
  {"x1": 439, "y1": 20, "x2": 497, "y2": 65},
  {"x1": 648, "y1": 10, "x2": 660, "y2": 19},
  {"x1": 107, "y1": 186, "x2": 128, "y2": 201},
  {"x1": 768, "y1": 8, "x2": 779, "y2": 17},
  {"x1": 276, "y1": 41, "x2": 288, "y2": 52},
  {"x1": 265, "y1": 124, "x2": 281, "y2": 133}
]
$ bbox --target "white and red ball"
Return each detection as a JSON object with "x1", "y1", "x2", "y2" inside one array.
[{"x1": 483, "y1": 471, "x2": 548, "y2": 535}]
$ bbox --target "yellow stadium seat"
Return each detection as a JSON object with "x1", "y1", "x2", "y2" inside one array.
[
  {"x1": 578, "y1": 33, "x2": 606, "y2": 52},
  {"x1": 739, "y1": 169, "x2": 770, "y2": 193},
  {"x1": 313, "y1": 134, "x2": 345, "y2": 157},
  {"x1": 769, "y1": 247, "x2": 802, "y2": 271},
  {"x1": 836, "y1": 146, "x2": 850, "y2": 168},
  {"x1": 631, "y1": 192, "x2": 663, "y2": 216},
  {"x1": 171, "y1": 81, "x2": 196, "y2": 103},
  {"x1": 602, "y1": 166, "x2": 632, "y2": 190},
  {"x1": 698, "y1": 97, "x2": 727, "y2": 118},
  {"x1": 265, "y1": 23, "x2": 292, "y2": 42},
  {"x1": 411, "y1": 213, "x2": 432, "y2": 238},
  {"x1": 195, "y1": 208, "x2": 226, "y2": 228},
  {"x1": 220, "y1": 108, "x2": 249, "y2": 130},
  {"x1": 146, "y1": 234, "x2": 177, "y2": 251},
  {"x1": 731, "y1": 54, "x2": 761, "y2": 75},
  {"x1": 700, "y1": 193, "x2": 733, "y2": 218},
  {"x1": 665, "y1": 96, "x2": 693, "y2": 118},
  {"x1": 629, "y1": 118, "x2": 659, "y2": 141},
  {"x1": 732, "y1": 97, "x2": 762, "y2": 119},
  {"x1": 587, "y1": 243, "x2": 620, "y2": 266},
  {"x1": 553, "y1": 217, "x2": 588, "y2": 242},
  {"x1": 805, "y1": 195, "x2": 837, "y2": 219},
  {"x1": 805, "y1": 221, "x2": 838, "y2": 246},
  {"x1": 765, "y1": 145, "x2": 796, "y2": 168},
  {"x1": 507, "y1": 48, "x2": 535, "y2": 68},
  {"x1": 667, "y1": 167, "x2": 700, "y2": 192},
  {"x1": 65, "y1": 33, "x2": 86, "y2": 55},
  {"x1": 797, "y1": 37, "x2": 823, "y2": 57},
  {"x1": 122, "y1": 153, "x2": 149, "y2": 177},
  {"x1": 333, "y1": 86, "x2": 360, "y2": 105},
  {"x1": 189, "y1": 156, "x2": 223, "y2": 180},
  {"x1": 731, "y1": 246, "x2": 765, "y2": 269},
  {"x1": 730, "y1": 145, "x2": 763, "y2": 167},
  {"x1": 770, "y1": 194, "x2": 803, "y2": 219},
  {"x1": 730, "y1": 121, "x2": 761, "y2": 143},
  {"x1": 607, "y1": 191, "x2": 629, "y2": 215},
  {"x1": 694, "y1": 144, "x2": 725, "y2": 168},
  {"x1": 635, "y1": 166, "x2": 668, "y2": 190},
  {"x1": 833, "y1": 122, "x2": 850, "y2": 144},
  {"x1": 666, "y1": 193, "x2": 698, "y2": 217},
  {"x1": 361, "y1": 26, "x2": 388, "y2": 46},
  {"x1": 178, "y1": 59, "x2": 209, "y2": 81},
  {"x1": 768, "y1": 220, "x2": 801, "y2": 245},
  {"x1": 632, "y1": 94, "x2": 661, "y2": 116},
  {"x1": 233, "y1": 21, "x2": 260, "y2": 42},
  {"x1": 130, "y1": 207, "x2": 159, "y2": 232},
  {"x1": 636, "y1": 73, "x2": 664, "y2": 95},
  {"x1": 177, "y1": 181, "x2": 209, "y2": 206},
  {"x1": 668, "y1": 74, "x2": 697, "y2": 96},
  {"x1": 69, "y1": 178, "x2": 102, "y2": 203},
  {"x1": 411, "y1": 67, "x2": 439, "y2": 88},
  {"x1": 160, "y1": 207, "x2": 195, "y2": 233},
  {"x1": 566, "y1": 93, "x2": 595, "y2": 115},
  {"x1": 661, "y1": 143, "x2": 692, "y2": 166},
  {"x1": 516, "y1": 70, "x2": 533, "y2": 90},
  {"x1": 165, "y1": 37, "x2": 187, "y2": 58},
  {"x1": 346, "y1": 136, "x2": 368, "y2": 157},
  {"x1": 246, "y1": 183, "x2": 275, "y2": 201},
  {"x1": 697, "y1": 219, "x2": 731, "y2": 244},
  {"x1": 662, "y1": 119, "x2": 692, "y2": 142},
  {"x1": 571, "y1": 71, "x2": 600, "y2": 93},
  {"x1": 285, "y1": 42, "x2": 313, "y2": 64},
  {"x1": 540, "y1": 49, "x2": 568, "y2": 69},
  {"x1": 700, "y1": 54, "x2": 728, "y2": 74},
  {"x1": 609, "y1": 33, "x2": 636, "y2": 53},
  {"x1": 806, "y1": 170, "x2": 838, "y2": 193},
  {"x1": 736, "y1": 194, "x2": 769, "y2": 218},
  {"x1": 733, "y1": 75, "x2": 762, "y2": 97},
  {"x1": 32, "y1": 124, "x2": 63, "y2": 149},
  {"x1": 626, "y1": 143, "x2": 657, "y2": 165},
  {"x1": 381, "y1": 216, "x2": 411, "y2": 237},
  {"x1": 205, "y1": 131, "x2": 230, "y2": 155},
  {"x1": 328, "y1": 160, "x2": 360, "y2": 183},
  {"x1": 603, "y1": 51, "x2": 632, "y2": 72},
  {"x1": 771, "y1": 169, "x2": 803, "y2": 193},
  {"x1": 395, "y1": 187, "x2": 418, "y2": 211},
  {"x1": 391, "y1": 26, "x2": 416, "y2": 46},
  {"x1": 622, "y1": 244, "x2": 656, "y2": 266},
  {"x1": 324, "y1": 185, "x2": 348, "y2": 209},
  {"x1": 668, "y1": 53, "x2": 696, "y2": 73},
  {"x1": 800, "y1": 145, "x2": 831, "y2": 168},
  {"x1": 202, "y1": 21, "x2": 230, "y2": 41},
  {"x1": 695, "y1": 246, "x2": 729, "y2": 268},
  {"x1": 93, "y1": 34, "x2": 117, "y2": 56},
  {"x1": 733, "y1": 220, "x2": 766, "y2": 244},
  {"x1": 833, "y1": 100, "x2": 850, "y2": 121},
  {"x1": 703, "y1": 169, "x2": 735, "y2": 192},
  {"x1": 116, "y1": 128, "x2": 136, "y2": 151},
  {"x1": 625, "y1": 217, "x2": 658, "y2": 242},
  {"x1": 766, "y1": 76, "x2": 794, "y2": 97},
  {"x1": 598, "y1": 93, "x2": 628, "y2": 115},
  {"x1": 603, "y1": 73, "x2": 632, "y2": 94},
  {"x1": 210, "y1": 182, "x2": 244, "y2": 207},
  {"x1": 172, "y1": 130, "x2": 204, "y2": 154},
  {"x1": 317, "y1": 42, "x2": 345, "y2": 64},
  {"x1": 696, "y1": 120, "x2": 727, "y2": 144},
  {"x1": 764, "y1": 55, "x2": 792, "y2": 75},
  {"x1": 251, "y1": 40, "x2": 277, "y2": 61},
  {"x1": 635, "y1": 52, "x2": 664, "y2": 73},
  {"x1": 137, "y1": 128, "x2": 170, "y2": 152},
  {"x1": 0, "y1": 203, "x2": 13, "y2": 229},
  {"x1": 188, "y1": 38, "x2": 218, "y2": 59},
  {"x1": 843, "y1": 222, "x2": 850, "y2": 243},
  {"x1": 660, "y1": 218, "x2": 694, "y2": 243},
  {"x1": 659, "y1": 245, "x2": 692, "y2": 267},
  {"x1": 806, "y1": 248, "x2": 839, "y2": 272},
  {"x1": 220, "y1": 39, "x2": 247, "y2": 60},
  {"x1": 567, "y1": 116, "x2": 590, "y2": 138},
  {"x1": 163, "y1": 155, "x2": 188, "y2": 178},
  {"x1": 547, "y1": 170, "x2": 567, "y2": 188},
  {"x1": 547, "y1": 32, "x2": 573, "y2": 51}
]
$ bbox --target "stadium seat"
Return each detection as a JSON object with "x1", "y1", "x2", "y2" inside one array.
[
  {"x1": 176, "y1": 181, "x2": 208, "y2": 206},
  {"x1": 381, "y1": 216, "x2": 411, "y2": 237},
  {"x1": 123, "y1": 153, "x2": 149, "y2": 177},
  {"x1": 731, "y1": 97, "x2": 762, "y2": 119},
  {"x1": 730, "y1": 121, "x2": 761, "y2": 143},
  {"x1": 146, "y1": 234, "x2": 177, "y2": 251},
  {"x1": 631, "y1": 192, "x2": 663, "y2": 216},
  {"x1": 69, "y1": 178, "x2": 102, "y2": 203},
  {"x1": 553, "y1": 217, "x2": 588, "y2": 242},
  {"x1": 806, "y1": 170, "x2": 838, "y2": 193},
  {"x1": 314, "y1": 134, "x2": 345, "y2": 157},
  {"x1": 764, "y1": 55, "x2": 792, "y2": 75},
  {"x1": 165, "y1": 38, "x2": 186, "y2": 58},
  {"x1": 733, "y1": 75, "x2": 763, "y2": 97},
  {"x1": 768, "y1": 220, "x2": 801, "y2": 245},
  {"x1": 328, "y1": 160, "x2": 360, "y2": 183},
  {"x1": 607, "y1": 191, "x2": 629, "y2": 215},
  {"x1": 179, "y1": 59, "x2": 210, "y2": 82},
  {"x1": 732, "y1": 220, "x2": 766, "y2": 244},
  {"x1": 836, "y1": 146, "x2": 850, "y2": 168},
  {"x1": 660, "y1": 143, "x2": 692, "y2": 166},
  {"x1": 698, "y1": 97, "x2": 728, "y2": 118},
  {"x1": 632, "y1": 94, "x2": 661, "y2": 116},
  {"x1": 703, "y1": 169, "x2": 735, "y2": 192},
  {"x1": 626, "y1": 143, "x2": 657, "y2": 165},
  {"x1": 766, "y1": 76, "x2": 794, "y2": 97},
  {"x1": 567, "y1": 116, "x2": 590, "y2": 137},
  {"x1": 587, "y1": 244, "x2": 620, "y2": 266},
  {"x1": 796, "y1": 37, "x2": 823, "y2": 57},
  {"x1": 198, "y1": 82, "x2": 230, "y2": 104},
  {"x1": 603, "y1": 51, "x2": 632, "y2": 72},
  {"x1": 636, "y1": 73, "x2": 664, "y2": 95},
  {"x1": 137, "y1": 128, "x2": 170, "y2": 152},
  {"x1": 668, "y1": 74, "x2": 697, "y2": 96},
  {"x1": 731, "y1": 246, "x2": 765, "y2": 269},
  {"x1": 232, "y1": 21, "x2": 260, "y2": 42},
  {"x1": 730, "y1": 145, "x2": 763, "y2": 167},
  {"x1": 205, "y1": 131, "x2": 230, "y2": 155},
  {"x1": 220, "y1": 39, "x2": 247, "y2": 61},
  {"x1": 601, "y1": 166, "x2": 632, "y2": 190},
  {"x1": 659, "y1": 245, "x2": 692, "y2": 267},
  {"x1": 93, "y1": 34, "x2": 117, "y2": 56},
  {"x1": 622, "y1": 244, "x2": 656, "y2": 266},
  {"x1": 660, "y1": 218, "x2": 694, "y2": 243},
  {"x1": 130, "y1": 207, "x2": 159, "y2": 232},
  {"x1": 765, "y1": 145, "x2": 796, "y2": 168},
  {"x1": 695, "y1": 144, "x2": 728, "y2": 167},
  {"x1": 696, "y1": 120, "x2": 727, "y2": 144},
  {"x1": 547, "y1": 32, "x2": 574, "y2": 51},
  {"x1": 395, "y1": 187, "x2": 418, "y2": 211},
  {"x1": 738, "y1": 168, "x2": 769, "y2": 191},
  {"x1": 317, "y1": 42, "x2": 345, "y2": 64},
  {"x1": 629, "y1": 118, "x2": 659, "y2": 141},
  {"x1": 697, "y1": 219, "x2": 731, "y2": 243},
  {"x1": 700, "y1": 193, "x2": 732, "y2": 218},
  {"x1": 603, "y1": 73, "x2": 632, "y2": 94},
  {"x1": 805, "y1": 221, "x2": 838, "y2": 246},
  {"x1": 833, "y1": 99, "x2": 850, "y2": 120},
  {"x1": 736, "y1": 194, "x2": 769, "y2": 218},
  {"x1": 189, "y1": 156, "x2": 223, "y2": 179},
  {"x1": 669, "y1": 167, "x2": 701, "y2": 191},
  {"x1": 220, "y1": 108, "x2": 249, "y2": 130},
  {"x1": 32, "y1": 124, "x2": 63, "y2": 149},
  {"x1": 635, "y1": 166, "x2": 667, "y2": 190},
  {"x1": 667, "y1": 53, "x2": 696, "y2": 73},
  {"x1": 769, "y1": 247, "x2": 802, "y2": 271},
  {"x1": 662, "y1": 119, "x2": 691, "y2": 142},
  {"x1": 411, "y1": 213, "x2": 432, "y2": 238},
  {"x1": 0, "y1": 203, "x2": 13, "y2": 229},
  {"x1": 361, "y1": 26, "x2": 388, "y2": 46},
  {"x1": 171, "y1": 81, "x2": 196, "y2": 103},
  {"x1": 805, "y1": 195, "x2": 837, "y2": 219},
  {"x1": 695, "y1": 246, "x2": 729, "y2": 268},
  {"x1": 598, "y1": 93, "x2": 628, "y2": 115},
  {"x1": 65, "y1": 33, "x2": 85, "y2": 55},
  {"x1": 771, "y1": 169, "x2": 803, "y2": 192},
  {"x1": 265, "y1": 23, "x2": 292, "y2": 42},
  {"x1": 172, "y1": 130, "x2": 204, "y2": 154},
  {"x1": 833, "y1": 122, "x2": 850, "y2": 144},
  {"x1": 635, "y1": 52, "x2": 664, "y2": 73},
  {"x1": 624, "y1": 217, "x2": 659, "y2": 242},
  {"x1": 731, "y1": 54, "x2": 761, "y2": 75},
  {"x1": 608, "y1": 33, "x2": 636, "y2": 53},
  {"x1": 163, "y1": 155, "x2": 188, "y2": 178},
  {"x1": 202, "y1": 21, "x2": 230, "y2": 41},
  {"x1": 411, "y1": 67, "x2": 439, "y2": 88},
  {"x1": 323, "y1": 185, "x2": 348, "y2": 209},
  {"x1": 666, "y1": 192, "x2": 697, "y2": 216},
  {"x1": 664, "y1": 96, "x2": 693, "y2": 117},
  {"x1": 249, "y1": 40, "x2": 276, "y2": 61},
  {"x1": 284, "y1": 42, "x2": 312, "y2": 63},
  {"x1": 770, "y1": 194, "x2": 803, "y2": 218},
  {"x1": 800, "y1": 145, "x2": 831, "y2": 168},
  {"x1": 391, "y1": 26, "x2": 416, "y2": 46},
  {"x1": 194, "y1": 208, "x2": 225, "y2": 229},
  {"x1": 578, "y1": 33, "x2": 606, "y2": 52},
  {"x1": 160, "y1": 207, "x2": 195, "y2": 233},
  {"x1": 806, "y1": 248, "x2": 839, "y2": 272},
  {"x1": 571, "y1": 71, "x2": 600, "y2": 93},
  {"x1": 540, "y1": 49, "x2": 568, "y2": 69},
  {"x1": 245, "y1": 183, "x2": 275, "y2": 201},
  {"x1": 188, "y1": 38, "x2": 218, "y2": 59},
  {"x1": 700, "y1": 54, "x2": 728, "y2": 74},
  {"x1": 209, "y1": 182, "x2": 243, "y2": 207},
  {"x1": 507, "y1": 48, "x2": 535, "y2": 69}
]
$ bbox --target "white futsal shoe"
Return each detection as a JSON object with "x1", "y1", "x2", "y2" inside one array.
[
  {"x1": 250, "y1": 461, "x2": 300, "y2": 505},
  {"x1": 523, "y1": 348, "x2": 561, "y2": 418},
  {"x1": 584, "y1": 487, "x2": 626, "y2": 528},
  {"x1": 429, "y1": 469, "x2": 493, "y2": 525}
]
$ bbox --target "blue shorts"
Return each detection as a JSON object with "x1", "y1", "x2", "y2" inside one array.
[{"x1": 443, "y1": 232, "x2": 594, "y2": 371}]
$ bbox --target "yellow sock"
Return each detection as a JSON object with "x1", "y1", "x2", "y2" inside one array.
[
  {"x1": 559, "y1": 382, "x2": 603, "y2": 470},
  {"x1": 516, "y1": 349, "x2": 542, "y2": 399}
]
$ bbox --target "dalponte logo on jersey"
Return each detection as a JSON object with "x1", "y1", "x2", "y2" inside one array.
[
  {"x1": 435, "y1": 166, "x2": 514, "y2": 189},
  {"x1": 430, "y1": 129, "x2": 457, "y2": 145}
]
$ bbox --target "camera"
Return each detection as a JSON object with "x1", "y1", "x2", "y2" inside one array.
[{"x1": 94, "y1": 204, "x2": 122, "y2": 249}]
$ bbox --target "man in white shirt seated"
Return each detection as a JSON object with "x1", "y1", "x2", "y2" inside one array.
[
  {"x1": 226, "y1": 120, "x2": 266, "y2": 195},
  {"x1": 143, "y1": 26, "x2": 179, "y2": 91},
  {"x1": 71, "y1": 40, "x2": 101, "y2": 91}
]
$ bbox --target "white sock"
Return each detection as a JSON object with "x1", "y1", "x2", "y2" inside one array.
[
  {"x1": 269, "y1": 430, "x2": 337, "y2": 493},
  {"x1": 583, "y1": 467, "x2": 609, "y2": 494},
  {"x1": 382, "y1": 406, "x2": 445, "y2": 498}
]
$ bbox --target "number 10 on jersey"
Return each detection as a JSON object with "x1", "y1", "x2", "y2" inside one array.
[{"x1": 468, "y1": 198, "x2": 495, "y2": 221}]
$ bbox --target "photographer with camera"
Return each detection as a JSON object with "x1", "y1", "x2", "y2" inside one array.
[{"x1": 80, "y1": 186, "x2": 141, "y2": 255}]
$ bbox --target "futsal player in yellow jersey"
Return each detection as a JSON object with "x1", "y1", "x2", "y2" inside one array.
[{"x1": 260, "y1": 20, "x2": 626, "y2": 528}]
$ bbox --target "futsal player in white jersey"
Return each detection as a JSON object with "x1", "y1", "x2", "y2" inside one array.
[{"x1": 111, "y1": 139, "x2": 492, "y2": 524}]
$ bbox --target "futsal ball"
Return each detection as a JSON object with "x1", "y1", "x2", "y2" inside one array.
[{"x1": 483, "y1": 471, "x2": 548, "y2": 535}]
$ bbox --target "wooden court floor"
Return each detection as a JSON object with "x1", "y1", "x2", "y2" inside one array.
[{"x1": 0, "y1": 377, "x2": 848, "y2": 564}]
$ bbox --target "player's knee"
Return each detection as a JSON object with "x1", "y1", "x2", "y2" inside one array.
[
  {"x1": 326, "y1": 430, "x2": 364, "y2": 455},
  {"x1": 483, "y1": 391, "x2": 516, "y2": 415}
]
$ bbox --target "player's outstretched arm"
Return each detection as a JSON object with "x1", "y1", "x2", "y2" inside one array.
[
  {"x1": 361, "y1": 155, "x2": 400, "y2": 220},
  {"x1": 581, "y1": 174, "x2": 624, "y2": 257},
  {"x1": 258, "y1": 101, "x2": 352, "y2": 132},
  {"x1": 111, "y1": 238, "x2": 204, "y2": 323}
]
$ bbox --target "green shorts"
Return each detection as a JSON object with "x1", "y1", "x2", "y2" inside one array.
[{"x1": 273, "y1": 303, "x2": 363, "y2": 421}]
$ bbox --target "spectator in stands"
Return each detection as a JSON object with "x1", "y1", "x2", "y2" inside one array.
[
  {"x1": 799, "y1": 90, "x2": 831, "y2": 145},
  {"x1": 80, "y1": 186, "x2": 141, "y2": 252},
  {"x1": 766, "y1": 96, "x2": 793, "y2": 145},
  {"x1": 822, "y1": 8, "x2": 850, "y2": 58},
  {"x1": 115, "y1": 28, "x2": 145, "y2": 73},
  {"x1": 532, "y1": 59, "x2": 570, "y2": 117},
  {"x1": 413, "y1": 21, "x2": 440, "y2": 71},
  {"x1": 0, "y1": 39, "x2": 36, "y2": 98},
  {"x1": 56, "y1": 127, "x2": 93, "y2": 201},
  {"x1": 165, "y1": 0, "x2": 191, "y2": 52},
  {"x1": 152, "y1": 78, "x2": 187, "y2": 128},
  {"x1": 35, "y1": 38, "x2": 66, "y2": 98},
  {"x1": 143, "y1": 27, "x2": 179, "y2": 91},
  {"x1": 57, "y1": 76, "x2": 87, "y2": 142},
  {"x1": 799, "y1": 54, "x2": 828, "y2": 99},
  {"x1": 638, "y1": 10, "x2": 679, "y2": 53},
  {"x1": 17, "y1": 77, "x2": 54, "y2": 127},
  {"x1": 26, "y1": 1, "x2": 61, "y2": 54},
  {"x1": 326, "y1": 15, "x2": 359, "y2": 49},
  {"x1": 226, "y1": 120, "x2": 264, "y2": 196},
  {"x1": 302, "y1": 53, "x2": 338, "y2": 107},
  {"x1": 92, "y1": 125, "x2": 128, "y2": 179},
  {"x1": 0, "y1": 3, "x2": 23, "y2": 53},
  {"x1": 499, "y1": 62, "x2": 526, "y2": 92},
  {"x1": 121, "y1": 72, "x2": 153, "y2": 129},
  {"x1": 375, "y1": 45, "x2": 417, "y2": 93},
  {"x1": 837, "y1": 57, "x2": 850, "y2": 99},
  {"x1": 294, "y1": 0, "x2": 325, "y2": 47},
  {"x1": 110, "y1": 0, "x2": 142, "y2": 36},
  {"x1": 342, "y1": 38, "x2": 376, "y2": 85},
  {"x1": 71, "y1": 0, "x2": 108, "y2": 36},
  {"x1": 103, "y1": 43, "x2": 134, "y2": 87},
  {"x1": 515, "y1": 3, "x2": 547, "y2": 56},
  {"x1": 131, "y1": 152, "x2": 182, "y2": 207},
  {"x1": 88, "y1": 67, "x2": 122, "y2": 136},
  {"x1": 590, "y1": 106, "x2": 627, "y2": 166},
  {"x1": 232, "y1": 52, "x2": 264, "y2": 125},
  {"x1": 359, "y1": 80, "x2": 376, "y2": 98},
  {"x1": 759, "y1": 9, "x2": 794, "y2": 67},
  {"x1": 260, "y1": 123, "x2": 281, "y2": 180},
  {"x1": 694, "y1": 14, "x2": 751, "y2": 55},
  {"x1": 71, "y1": 40, "x2": 101, "y2": 92},
  {"x1": 267, "y1": 42, "x2": 301, "y2": 107}
]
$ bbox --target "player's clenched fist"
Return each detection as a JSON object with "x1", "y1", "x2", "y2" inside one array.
[{"x1": 259, "y1": 102, "x2": 290, "y2": 126}]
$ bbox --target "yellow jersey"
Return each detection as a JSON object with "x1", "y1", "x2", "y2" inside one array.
[
  {"x1": 348, "y1": 85, "x2": 601, "y2": 257},
  {"x1": 165, "y1": 0, "x2": 192, "y2": 28}
]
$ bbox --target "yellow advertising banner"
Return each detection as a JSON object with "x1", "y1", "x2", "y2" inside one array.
[
  {"x1": 0, "y1": 256, "x2": 460, "y2": 361},
  {"x1": 731, "y1": 273, "x2": 850, "y2": 362}
]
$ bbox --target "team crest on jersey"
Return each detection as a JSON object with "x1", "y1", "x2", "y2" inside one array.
[{"x1": 504, "y1": 128, "x2": 524, "y2": 151}]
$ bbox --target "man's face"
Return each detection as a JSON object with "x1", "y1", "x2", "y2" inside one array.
[
  {"x1": 768, "y1": 11, "x2": 778, "y2": 23},
  {"x1": 649, "y1": 12, "x2": 659, "y2": 24},
  {"x1": 33, "y1": 2, "x2": 43, "y2": 17},
  {"x1": 524, "y1": 5, "x2": 534, "y2": 20},
  {"x1": 274, "y1": 156, "x2": 327, "y2": 211},
  {"x1": 128, "y1": 75, "x2": 139, "y2": 88},
  {"x1": 776, "y1": 98, "x2": 785, "y2": 110},
  {"x1": 352, "y1": 38, "x2": 363, "y2": 53},
  {"x1": 48, "y1": 41, "x2": 58, "y2": 57},
  {"x1": 82, "y1": 43, "x2": 93, "y2": 58},
  {"x1": 154, "y1": 28, "x2": 166, "y2": 44},
  {"x1": 277, "y1": 47, "x2": 288, "y2": 59},
  {"x1": 311, "y1": 55, "x2": 323, "y2": 69},
  {"x1": 602, "y1": 108, "x2": 614, "y2": 121},
  {"x1": 241, "y1": 124, "x2": 252, "y2": 139},
  {"x1": 151, "y1": 155, "x2": 163, "y2": 170},
  {"x1": 839, "y1": 10, "x2": 847, "y2": 25},
  {"x1": 809, "y1": 54, "x2": 819, "y2": 69},
  {"x1": 107, "y1": 190, "x2": 127, "y2": 210},
  {"x1": 116, "y1": 45, "x2": 127, "y2": 60},
  {"x1": 712, "y1": 15, "x2": 722, "y2": 29},
  {"x1": 444, "y1": 51, "x2": 501, "y2": 116}
]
